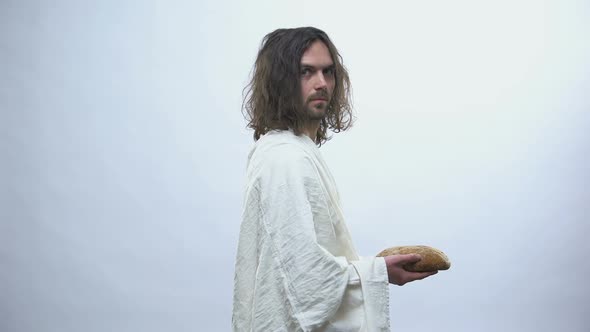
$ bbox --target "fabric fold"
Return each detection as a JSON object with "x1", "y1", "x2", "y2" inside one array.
[{"x1": 351, "y1": 257, "x2": 391, "y2": 331}]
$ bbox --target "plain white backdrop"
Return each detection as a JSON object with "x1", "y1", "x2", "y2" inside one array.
[{"x1": 2, "y1": 0, "x2": 589, "y2": 331}]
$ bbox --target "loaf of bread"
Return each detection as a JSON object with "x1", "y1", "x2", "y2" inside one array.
[{"x1": 376, "y1": 245, "x2": 451, "y2": 272}]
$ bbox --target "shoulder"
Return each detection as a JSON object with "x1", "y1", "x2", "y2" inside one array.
[
  {"x1": 251, "y1": 131, "x2": 314, "y2": 167},
  {"x1": 247, "y1": 131, "x2": 319, "y2": 184}
]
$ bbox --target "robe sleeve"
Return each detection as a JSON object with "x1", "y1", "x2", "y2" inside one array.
[{"x1": 245, "y1": 148, "x2": 390, "y2": 331}]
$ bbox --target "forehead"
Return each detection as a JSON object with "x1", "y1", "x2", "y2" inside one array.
[{"x1": 300, "y1": 40, "x2": 334, "y2": 67}]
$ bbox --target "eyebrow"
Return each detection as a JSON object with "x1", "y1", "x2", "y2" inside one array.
[{"x1": 300, "y1": 63, "x2": 335, "y2": 70}]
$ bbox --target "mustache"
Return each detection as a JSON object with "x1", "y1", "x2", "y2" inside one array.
[{"x1": 307, "y1": 90, "x2": 329, "y2": 102}]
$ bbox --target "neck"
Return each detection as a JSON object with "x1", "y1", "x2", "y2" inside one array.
[{"x1": 301, "y1": 120, "x2": 320, "y2": 143}]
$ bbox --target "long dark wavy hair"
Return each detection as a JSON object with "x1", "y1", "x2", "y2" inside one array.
[{"x1": 242, "y1": 27, "x2": 354, "y2": 146}]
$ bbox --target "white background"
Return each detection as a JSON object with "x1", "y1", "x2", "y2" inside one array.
[{"x1": 2, "y1": 0, "x2": 589, "y2": 331}]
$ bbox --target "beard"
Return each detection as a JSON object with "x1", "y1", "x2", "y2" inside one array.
[
  {"x1": 305, "y1": 99, "x2": 329, "y2": 120},
  {"x1": 304, "y1": 90, "x2": 331, "y2": 120}
]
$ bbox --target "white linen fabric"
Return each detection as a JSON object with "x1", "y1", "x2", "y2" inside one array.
[{"x1": 232, "y1": 129, "x2": 390, "y2": 331}]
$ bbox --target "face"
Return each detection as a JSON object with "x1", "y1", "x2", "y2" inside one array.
[{"x1": 300, "y1": 40, "x2": 336, "y2": 120}]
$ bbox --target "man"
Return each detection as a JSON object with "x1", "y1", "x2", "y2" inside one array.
[{"x1": 233, "y1": 27, "x2": 437, "y2": 331}]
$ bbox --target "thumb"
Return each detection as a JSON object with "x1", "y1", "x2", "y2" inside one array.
[{"x1": 397, "y1": 254, "x2": 422, "y2": 264}]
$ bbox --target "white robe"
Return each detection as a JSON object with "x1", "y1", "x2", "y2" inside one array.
[{"x1": 232, "y1": 130, "x2": 390, "y2": 331}]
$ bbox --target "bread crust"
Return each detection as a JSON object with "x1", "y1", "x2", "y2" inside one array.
[{"x1": 376, "y1": 245, "x2": 451, "y2": 272}]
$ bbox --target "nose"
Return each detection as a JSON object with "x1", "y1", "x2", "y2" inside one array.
[{"x1": 314, "y1": 72, "x2": 327, "y2": 90}]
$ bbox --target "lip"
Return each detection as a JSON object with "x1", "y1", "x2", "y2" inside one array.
[{"x1": 311, "y1": 98, "x2": 327, "y2": 102}]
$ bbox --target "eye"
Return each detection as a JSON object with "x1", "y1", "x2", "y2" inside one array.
[
  {"x1": 323, "y1": 67, "x2": 335, "y2": 76},
  {"x1": 301, "y1": 68, "x2": 312, "y2": 76}
]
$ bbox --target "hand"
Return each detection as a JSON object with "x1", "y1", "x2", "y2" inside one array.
[{"x1": 384, "y1": 254, "x2": 438, "y2": 286}]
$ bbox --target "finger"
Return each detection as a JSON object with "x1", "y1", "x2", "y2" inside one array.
[{"x1": 408, "y1": 270, "x2": 438, "y2": 282}]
